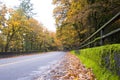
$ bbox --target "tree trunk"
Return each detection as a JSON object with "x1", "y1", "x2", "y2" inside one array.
[{"x1": 4, "y1": 42, "x2": 9, "y2": 52}]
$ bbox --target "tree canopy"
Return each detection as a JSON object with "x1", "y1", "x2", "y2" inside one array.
[
  {"x1": 53, "y1": 0, "x2": 120, "y2": 50},
  {"x1": 0, "y1": 0, "x2": 60, "y2": 52}
]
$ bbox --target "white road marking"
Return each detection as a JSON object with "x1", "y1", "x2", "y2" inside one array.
[{"x1": 0, "y1": 57, "x2": 41, "y2": 67}]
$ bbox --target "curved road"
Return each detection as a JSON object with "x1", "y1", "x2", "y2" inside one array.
[{"x1": 0, "y1": 52, "x2": 66, "y2": 80}]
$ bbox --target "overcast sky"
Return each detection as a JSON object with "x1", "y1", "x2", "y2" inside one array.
[{"x1": 2, "y1": 0, "x2": 56, "y2": 32}]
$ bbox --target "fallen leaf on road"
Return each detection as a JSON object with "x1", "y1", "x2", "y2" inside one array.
[{"x1": 35, "y1": 53, "x2": 96, "y2": 80}]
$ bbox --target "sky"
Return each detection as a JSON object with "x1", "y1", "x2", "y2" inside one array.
[{"x1": 2, "y1": 0, "x2": 56, "y2": 32}]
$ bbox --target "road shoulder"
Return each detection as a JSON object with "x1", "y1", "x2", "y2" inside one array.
[{"x1": 35, "y1": 52, "x2": 95, "y2": 80}]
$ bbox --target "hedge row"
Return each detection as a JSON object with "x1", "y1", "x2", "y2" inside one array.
[{"x1": 72, "y1": 44, "x2": 120, "y2": 80}]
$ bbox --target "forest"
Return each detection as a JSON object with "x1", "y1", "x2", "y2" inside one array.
[
  {"x1": 0, "y1": 0, "x2": 62, "y2": 53},
  {"x1": 0, "y1": 0, "x2": 120, "y2": 53},
  {"x1": 53, "y1": 0, "x2": 120, "y2": 50}
]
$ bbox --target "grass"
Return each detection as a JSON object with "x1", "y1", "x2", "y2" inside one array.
[{"x1": 71, "y1": 44, "x2": 120, "y2": 80}]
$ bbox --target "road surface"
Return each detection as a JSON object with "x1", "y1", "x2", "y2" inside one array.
[{"x1": 0, "y1": 51, "x2": 66, "y2": 80}]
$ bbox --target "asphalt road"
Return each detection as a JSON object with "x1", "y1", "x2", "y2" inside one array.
[{"x1": 0, "y1": 51, "x2": 66, "y2": 80}]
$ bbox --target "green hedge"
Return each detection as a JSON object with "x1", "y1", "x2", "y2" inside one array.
[{"x1": 71, "y1": 44, "x2": 120, "y2": 80}]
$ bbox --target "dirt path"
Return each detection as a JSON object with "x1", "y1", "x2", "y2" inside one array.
[{"x1": 35, "y1": 53, "x2": 96, "y2": 80}]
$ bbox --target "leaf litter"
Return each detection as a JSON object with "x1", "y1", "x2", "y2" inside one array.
[{"x1": 35, "y1": 53, "x2": 96, "y2": 80}]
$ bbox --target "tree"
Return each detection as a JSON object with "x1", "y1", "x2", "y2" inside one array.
[
  {"x1": 53, "y1": 0, "x2": 120, "y2": 50},
  {"x1": 24, "y1": 18, "x2": 44, "y2": 52},
  {"x1": 19, "y1": 0, "x2": 34, "y2": 18},
  {"x1": 0, "y1": 4, "x2": 7, "y2": 30},
  {"x1": 0, "y1": 0, "x2": 60, "y2": 53},
  {"x1": 0, "y1": 4, "x2": 8, "y2": 52},
  {"x1": 53, "y1": 0, "x2": 71, "y2": 26},
  {"x1": 3, "y1": 9, "x2": 27, "y2": 52}
]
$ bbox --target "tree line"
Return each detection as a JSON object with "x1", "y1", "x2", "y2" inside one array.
[
  {"x1": 53, "y1": 0, "x2": 120, "y2": 50},
  {"x1": 0, "y1": 0, "x2": 62, "y2": 52}
]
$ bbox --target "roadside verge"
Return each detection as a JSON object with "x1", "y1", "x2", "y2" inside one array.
[{"x1": 71, "y1": 44, "x2": 120, "y2": 80}]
